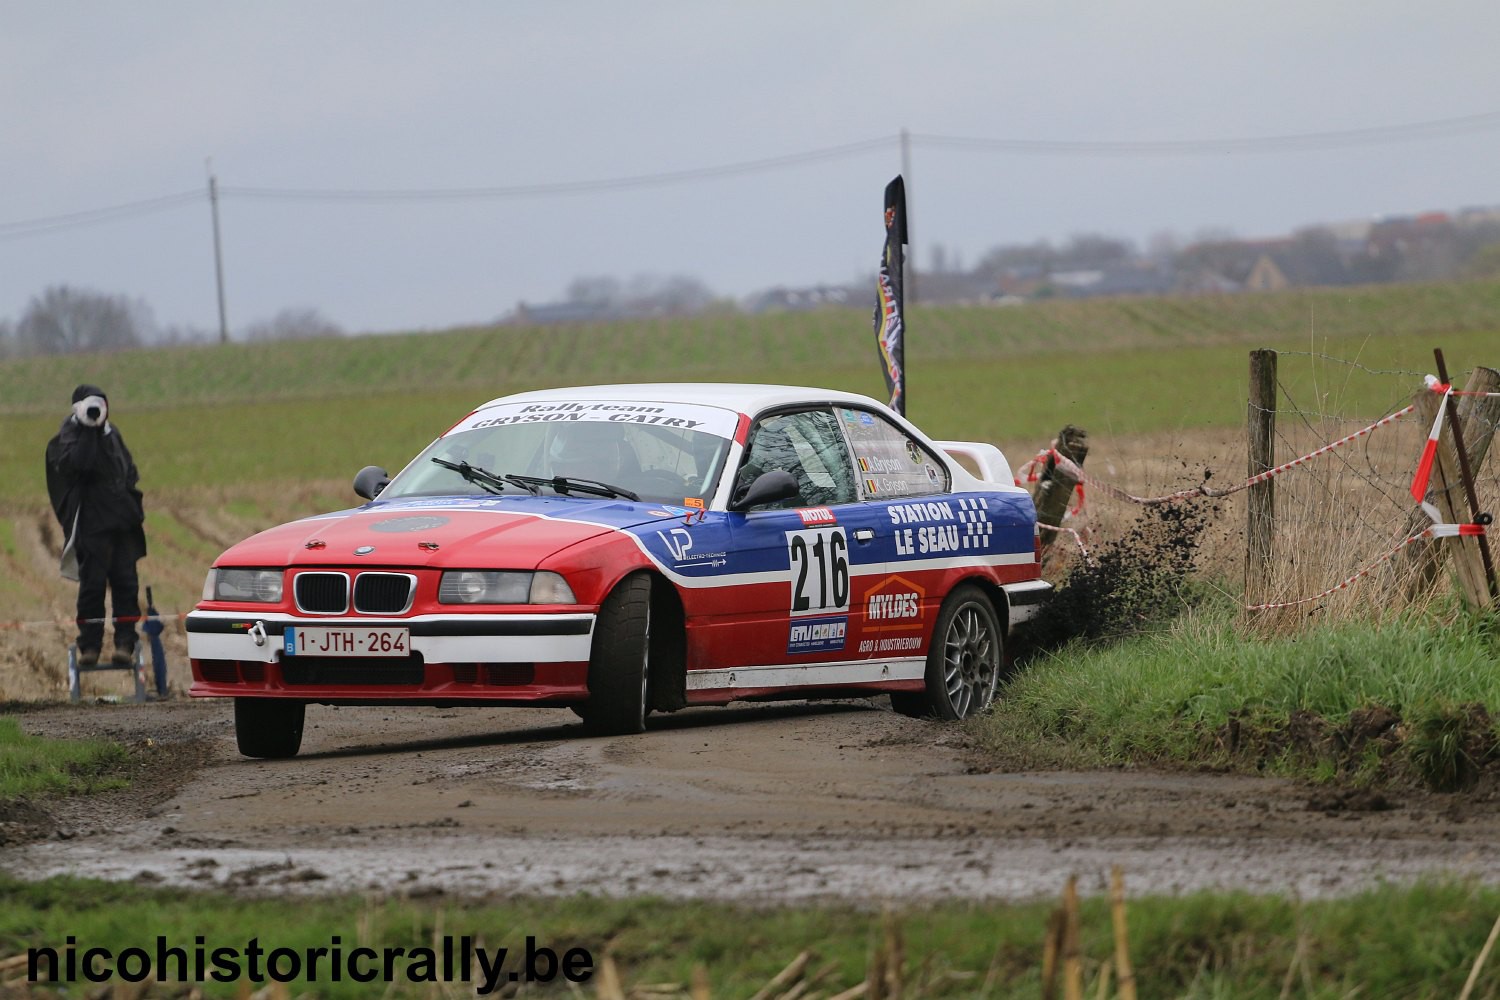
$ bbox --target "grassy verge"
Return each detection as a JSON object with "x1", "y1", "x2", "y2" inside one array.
[
  {"x1": 1, "y1": 875, "x2": 1498, "y2": 997},
  {"x1": 982, "y1": 607, "x2": 1500, "y2": 790},
  {"x1": 0, "y1": 717, "x2": 127, "y2": 799}
]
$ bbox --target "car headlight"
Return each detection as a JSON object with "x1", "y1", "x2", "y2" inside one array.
[
  {"x1": 438, "y1": 571, "x2": 576, "y2": 605},
  {"x1": 527, "y1": 571, "x2": 577, "y2": 605},
  {"x1": 205, "y1": 568, "x2": 284, "y2": 603}
]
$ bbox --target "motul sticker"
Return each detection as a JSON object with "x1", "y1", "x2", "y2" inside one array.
[{"x1": 797, "y1": 506, "x2": 837, "y2": 526}]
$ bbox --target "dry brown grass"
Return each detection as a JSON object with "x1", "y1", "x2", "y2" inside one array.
[
  {"x1": 0, "y1": 478, "x2": 351, "y2": 703},
  {"x1": 1021, "y1": 388, "x2": 1498, "y2": 633}
]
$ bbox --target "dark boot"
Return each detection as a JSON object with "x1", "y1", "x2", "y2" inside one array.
[
  {"x1": 111, "y1": 637, "x2": 137, "y2": 666},
  {"x1": 77, "y1": 647, "x2": 100, "y2": 667}
]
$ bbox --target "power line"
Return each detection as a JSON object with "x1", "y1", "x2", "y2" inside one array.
[
  {"x1": 913, "y1": 109, "x2": 1500, "y2": 156},
  {"x1": 4, "y1": 108, "x2": 1499, "y2": 231},
  {"x1": 0, "y1": 190, "x2": 202, "y2": 241},
  {"x1": 220, "y1": 136, "x2": 896, "y2": 203}
]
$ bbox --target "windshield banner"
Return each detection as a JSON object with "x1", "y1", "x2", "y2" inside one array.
[{"x1": 451, "y1": 400, "x2": 741, "y2": 439}]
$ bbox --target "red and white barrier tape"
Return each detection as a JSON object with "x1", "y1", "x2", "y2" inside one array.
[
  {"x1": 1409, "y1": 383, "x2": 1452, "y2": 501},
  {"x1": 1036, "y1": 522, "x2": 1096, "y2": 566},
  {"x1": 0, "y1": 611, "x2": 188, "y2": 632},
  {"x1": 1042, "y1": 400, "x2": 1419, "y2": 508}
]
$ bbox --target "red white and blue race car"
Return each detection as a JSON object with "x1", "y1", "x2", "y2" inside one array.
[{"x1": 188, "y1": 384, "x2": 1051, "y2": 757}]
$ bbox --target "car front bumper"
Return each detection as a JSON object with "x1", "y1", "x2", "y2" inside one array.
[{"x1": 186, "y1": 610, "x2": 595, "y2": 703}]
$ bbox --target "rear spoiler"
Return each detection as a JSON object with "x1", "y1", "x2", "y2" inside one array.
[{"x1": 935, "y1": 440, "x2": 1015, "y2": 487}]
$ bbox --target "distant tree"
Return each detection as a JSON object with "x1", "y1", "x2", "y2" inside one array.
[
  {"x1": 975, "y1": 241, "x2": 1057, "y2": 275},
  {"x1": 15, "y1": 285, "x2": 152, "y2": 356},
  {"x1": 928, "y1": 244, "x2": 948, "y2": 275},
  {"x1": 565, "y1": 276, "x2": 622, "y2": 308},
  {"x1": 1174, "y1": 240, "x2": 1261, "y2": 283},
  {"x1": 625, "y1": 274, "x2": 715, "y2": 315},
  {"x1": 1193, "y1": 225, "x2": 1238, "y2": 244},
  {"x1": 0, "y1": 318, "x2": 13, "y2": 359},
  {"x1": 1283, "y1": 226, "x2": 1350, "y2": 285},
  {"x1": 1055, "y1": 233, "x2": 1133, "y2": 270},
  {"x1": 242, "y1": 307, "x2": 343, "y2": 342},
  {"x1": 1455, "y1": 220, "x2": 1500, "y2": 271},
  {"x1": 1146, "y1": 230, "x2": 1181, "y2": 263},
  {"x1": 1460, "y1": 243, "x2": 1500, "y2": 281}
]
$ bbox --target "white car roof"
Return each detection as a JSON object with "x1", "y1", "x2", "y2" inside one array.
[{"x1": 477, "y1": 382, "x2": 893, "y2": 416}]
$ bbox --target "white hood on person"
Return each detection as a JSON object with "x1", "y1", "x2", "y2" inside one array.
[{"x1": 72, "y1": 395, "x2": 112, "y2": 433}]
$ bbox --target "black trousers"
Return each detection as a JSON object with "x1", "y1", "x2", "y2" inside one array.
[{"x1": 75, "y1": 531, "x2": 141, "y2": 651}]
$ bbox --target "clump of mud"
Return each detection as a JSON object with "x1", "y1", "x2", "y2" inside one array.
[
  {"x1": 0, "y1": 798, "x2": 58, "y2": 846},
  {"x1": 1023, "y1": 503, "x2": 1213, "y2": 654}
]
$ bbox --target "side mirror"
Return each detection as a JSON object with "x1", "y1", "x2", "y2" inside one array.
[
  {"x1": 353, "y1": 466, "x2": 390, "y2": 500},
  {"x1": 729, "y1": 470, "x2": 799, "y2": 511}
]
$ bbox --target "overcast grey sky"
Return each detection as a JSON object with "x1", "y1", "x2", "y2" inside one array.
[{"x1": 4, "y1": 1, "x2": 1499, "y2": 335}]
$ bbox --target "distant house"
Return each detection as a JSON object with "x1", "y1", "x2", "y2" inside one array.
[
  {"x1": 1176, "y1": 268, "x2": 1241, "y2": 294},
  {"x1": 744, "y1": 285, "x2": 857, "y2": 313},
  {"x1": 1043, "y1": 263, "x2": 1176, "y2": 299},
  {"x1": 1244, "y1": 255, "x2": 1290, "y2": 292},
  {"x1": 506, "y1": 301, "x2": 620, "y2": 326}
]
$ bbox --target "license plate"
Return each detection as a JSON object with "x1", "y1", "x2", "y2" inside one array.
[{"x1": 285, "y1": 626, "x2": 410, "y2": 658}]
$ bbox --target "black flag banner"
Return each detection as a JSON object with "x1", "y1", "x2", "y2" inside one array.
[{"x1": 874, "y1": 175, "x2": 907, "y2": 415}]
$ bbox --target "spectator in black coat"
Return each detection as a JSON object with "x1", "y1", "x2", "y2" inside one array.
[{"x1": 44, "y1": 385, "x2": 148, "y2": 667}]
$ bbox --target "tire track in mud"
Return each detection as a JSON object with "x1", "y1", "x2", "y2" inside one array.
[{"x1": 7, "y1": 701, "x2": 1500, "y2": 902}]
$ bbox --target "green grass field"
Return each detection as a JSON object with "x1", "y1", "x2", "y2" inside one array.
[
  {"x1": 2, "y1": 281, "x2": 1497, "y2": 508},
  {"x1": 3, "y1": 875, "x2": 1498, "y2": 997}
]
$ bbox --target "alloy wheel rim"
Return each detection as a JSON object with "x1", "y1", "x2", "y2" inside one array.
[{"x1": 941, "y1": 603, "x2": 996, "y2": 718}]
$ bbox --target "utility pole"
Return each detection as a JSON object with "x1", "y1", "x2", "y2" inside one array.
[
  {"x1": 900, "y1": 127, "x2": 916, "y2": 305},
  {"x1": 208, "y1": 163, "x2": 229, "y2": 344}
]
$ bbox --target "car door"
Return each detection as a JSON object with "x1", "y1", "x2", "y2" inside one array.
[
  {"x1": 703, "y1": 407, "x2": 889, "y2": 684},
  {"x1": 829, "y1": 404, "x2": 961, "y2": 668}
]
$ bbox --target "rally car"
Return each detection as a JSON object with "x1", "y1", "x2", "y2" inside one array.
[{"x1": 188, "y1": 384, "x2": 1051, "y2": 757}]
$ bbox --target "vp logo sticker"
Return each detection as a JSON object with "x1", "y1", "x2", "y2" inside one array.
[{"x1": 657, "y1": 527, "x2": 694, "y2": 562}]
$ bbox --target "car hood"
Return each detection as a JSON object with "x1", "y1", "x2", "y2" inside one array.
[{"x1": 212, "y1": 495, "x2": 686, "y2": 570}]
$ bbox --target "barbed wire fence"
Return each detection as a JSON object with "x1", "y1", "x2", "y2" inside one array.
[{"x1": 1024, "y1": 348, "x2": 1499, "y2": 627}]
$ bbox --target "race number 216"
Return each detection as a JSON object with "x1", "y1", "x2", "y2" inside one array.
[{"x1": 787, "y1": 527, "x2": 849, "y2": 615}]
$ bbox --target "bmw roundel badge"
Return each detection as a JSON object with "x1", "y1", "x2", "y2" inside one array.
[{"x1": 354, "y1": 545, "x2": 376, "y2": 556}]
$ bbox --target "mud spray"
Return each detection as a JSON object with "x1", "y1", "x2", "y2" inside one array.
[{"x1": 1020, "y1": 503, "x2": 1213, "y2": 655}]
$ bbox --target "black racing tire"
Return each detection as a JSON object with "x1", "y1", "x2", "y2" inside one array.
[
  {"x1": 234, "y1": 698, "x2": 306, "y2": 759},
  {"x1": 582, "y1": 574, "x2": 652, "y2": 736},
  {"x1": 891, "y1": 585, "x2": 1003, "y2": 721}
]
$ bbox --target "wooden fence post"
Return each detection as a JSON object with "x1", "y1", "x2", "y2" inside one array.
[
  {"x1": 1246, "y1": 350, "x2": 1277, "y2": 604},
  {"x1": 1405, "y1": 365, "x2": 1500, "y2": 601}
]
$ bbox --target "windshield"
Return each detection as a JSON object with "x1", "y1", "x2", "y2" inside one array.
[{"x1": 381, "y1": 399, "x2": 738, "y2": 506}]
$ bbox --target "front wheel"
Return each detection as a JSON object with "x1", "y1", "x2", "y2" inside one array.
[
  {"x1": 234, "y1": 698, "x2": 306, "y2": 758},
  {"x1": 581, "y1": 575, "x2": 651, "y2": 735},
  {"x1": 890, "y1": 585, "x2": 1003, "y2": 720}
]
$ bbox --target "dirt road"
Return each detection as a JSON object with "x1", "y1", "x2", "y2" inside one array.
[{"x1": 6, "y1": 698, "x2": 1498, "y2": 902}]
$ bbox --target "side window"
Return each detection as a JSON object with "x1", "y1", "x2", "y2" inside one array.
[
  {"x1": 834, "y1": 406, "x2": 950, "y2": 499},
  {"x1": 736, "y1": 409, "x2": 858, "y2": 509}
]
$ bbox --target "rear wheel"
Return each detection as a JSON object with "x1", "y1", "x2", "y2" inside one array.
[
  {"x1": 234, "y1": 698, "x2": 306, "y2": 758},
  {"x1": 581, "y1": 575, "x2": 652, "y2": 735},
  {"x1": 890, "y1": 585, "x2": 1002, "y2": 720}
]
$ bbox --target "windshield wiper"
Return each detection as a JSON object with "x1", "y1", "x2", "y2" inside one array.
[
  {"x1": 430, "y1": 457, "x2": 540, "y2": 495},
  {"x1": 503, "y1": 473, "x2": 640, "y2": 502}
]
